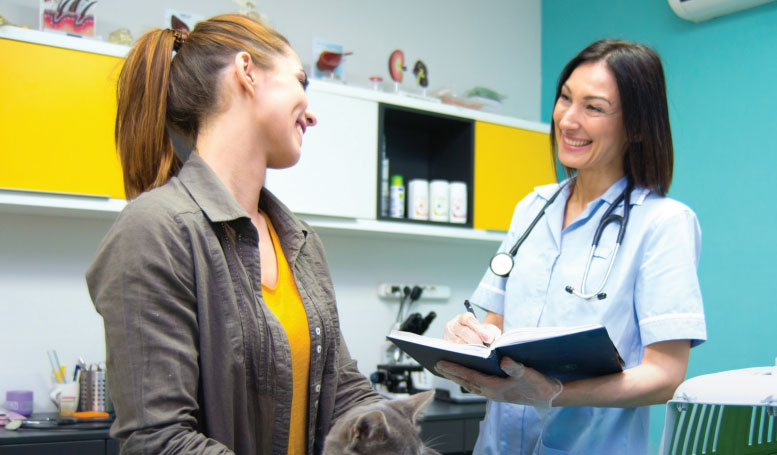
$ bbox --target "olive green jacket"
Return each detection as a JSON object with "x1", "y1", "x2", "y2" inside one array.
[{"x1": 86, "y1": 153, "x2": 380, "y2": 454}]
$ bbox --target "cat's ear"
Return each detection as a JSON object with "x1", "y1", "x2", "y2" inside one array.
[
  {"x1": 394, "y1": 390, "x2": 435, "y2": 424},
  {"x1": 348, "y1": 410, "x2": 390, "y2": 449}
]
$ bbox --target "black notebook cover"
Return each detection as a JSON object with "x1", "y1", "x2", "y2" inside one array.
[{"x1": 387, "y1": 324, "x2": 624, "y2": 381}]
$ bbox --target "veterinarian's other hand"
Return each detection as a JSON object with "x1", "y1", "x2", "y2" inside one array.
[
  {"x1": 442, "y1": 313, "x2": 501, "y2": 346},
  {"x1": 435, "y1": 358, "x2": 562, "y2": 417}
]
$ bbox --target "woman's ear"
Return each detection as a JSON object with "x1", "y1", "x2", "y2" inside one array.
[{"x1": 234, "y1": 51, "x2": 256, "y2": 95}]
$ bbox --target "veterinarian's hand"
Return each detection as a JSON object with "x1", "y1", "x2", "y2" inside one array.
[
  {"x1": 435, "y1": 358, "x2": 563, "y2": 417},
  {"x1": 443, "y1": 313, "x2": 501, "y2": 346}
]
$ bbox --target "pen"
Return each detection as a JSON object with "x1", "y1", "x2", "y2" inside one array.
[
  {"x1": 47, "y1": 350, "x2": 63, "y2": 383},
  {"x1": 464, "y1": 299, "x2": 478, "y2": 318},
  {"x1": 463, "y1": 300, "x2": 491, "y2": 347}
]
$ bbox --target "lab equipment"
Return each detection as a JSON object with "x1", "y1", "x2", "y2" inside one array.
[{"x1": 489, "y1": 180, "x2": 633, "y2": 301}]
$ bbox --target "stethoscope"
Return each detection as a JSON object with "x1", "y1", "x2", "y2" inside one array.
[{"x1": 489, "y1": 180, "x2": 633, "y2": 301}]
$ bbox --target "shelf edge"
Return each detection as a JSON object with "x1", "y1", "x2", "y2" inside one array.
[{"x1": 0, "y1": 191, "x2": 505, "y2": 243}]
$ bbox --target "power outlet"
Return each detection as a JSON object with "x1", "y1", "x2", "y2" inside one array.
[{"x1": 377, "y1": 283, "x2": 451, "y2": 301}]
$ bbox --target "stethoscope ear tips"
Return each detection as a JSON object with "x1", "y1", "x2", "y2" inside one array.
[{"x1": 565, "y1": 286, "x2": 608, "y2": 300}]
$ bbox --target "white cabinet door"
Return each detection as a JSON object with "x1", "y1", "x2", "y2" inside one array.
[{"x1": 265, "y1": 89, "x2": 378, "y2": 220}]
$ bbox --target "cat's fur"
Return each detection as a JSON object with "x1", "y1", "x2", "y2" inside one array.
[{"x1": 323, "y1": 390, "x2": 441, "y2": 455}]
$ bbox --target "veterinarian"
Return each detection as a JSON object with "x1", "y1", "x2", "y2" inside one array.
[
  {"x1": 436, "y1": 39, "x2": 707, "y2": 455},
  {"x1": 86, "y1": 14, "x2": 381, "y2": 454}
]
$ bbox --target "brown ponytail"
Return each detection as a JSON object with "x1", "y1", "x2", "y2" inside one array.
[
  {"x1": 115, "y1": 14, "x2": 290, "y2": 199},
  {"x1": 115, "y1": 29, "x2": 181, "y2": 200}
]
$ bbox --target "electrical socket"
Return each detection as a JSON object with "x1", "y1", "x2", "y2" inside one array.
[{"x1": 377, "y1": 283, "x2": 451, "y2": 301}]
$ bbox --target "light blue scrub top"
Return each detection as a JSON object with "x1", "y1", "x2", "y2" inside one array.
[{"x1": 470, "y1": 177, "x2": 706, "y2": 455}]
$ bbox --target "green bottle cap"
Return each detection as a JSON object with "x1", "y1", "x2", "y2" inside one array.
[{"x1": 391, "y1": 175, "x2": 404, "y2": 186}]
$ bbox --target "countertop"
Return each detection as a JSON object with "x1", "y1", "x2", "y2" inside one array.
[{"x1": 1, "y1": 400, "x2": 485, "y2": 444}]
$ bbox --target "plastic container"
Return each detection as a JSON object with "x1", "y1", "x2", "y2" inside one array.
[
  {"x1": 407, "y1": 179, "x2": 429, "y2": 220},
  {"x1": 449, "y1": 181, "x2": 467, "y2": 224},
  {"x1": 429, "y1": 180, "x2": 449, "y2": 222},
  {"x1": 5, "y1": 390, "x2": 33, "y2": 417}
]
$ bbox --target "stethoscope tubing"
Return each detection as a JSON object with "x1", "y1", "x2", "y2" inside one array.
[{"x1": 490, "y1": 180, "x2": 633, "y2": 301}]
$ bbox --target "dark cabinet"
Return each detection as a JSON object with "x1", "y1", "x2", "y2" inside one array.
[
  {"x1": 0, "y1": 428, "x2": 117, "y2": 455},
  {"x1": 418, "y1": 399, "x2": 485, "y2": 455},
  {"x1": 378, "y1": 103, "x2": 475, "y2": 227}
]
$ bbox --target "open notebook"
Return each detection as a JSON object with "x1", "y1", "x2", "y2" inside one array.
[{"x1": 388, "y1": 324, "x2": 624, "y2": 381}]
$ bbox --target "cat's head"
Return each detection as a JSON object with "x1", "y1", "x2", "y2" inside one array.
[{"x1": 323, "y1": 390, "x2": 441, "y2": 455}]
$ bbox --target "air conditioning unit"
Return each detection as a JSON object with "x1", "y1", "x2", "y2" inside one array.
[{"x1": 668, "y1": 0, "x2": 777, "y2": 22}]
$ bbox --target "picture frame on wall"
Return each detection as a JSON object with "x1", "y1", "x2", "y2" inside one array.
[{"x1": 40, "y1": 0, "x2": 96, "y2": 37}]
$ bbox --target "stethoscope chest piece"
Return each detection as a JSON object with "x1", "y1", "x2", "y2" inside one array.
[{"x1": 489, "y1": 252, "x2": 514, "y2": 277}]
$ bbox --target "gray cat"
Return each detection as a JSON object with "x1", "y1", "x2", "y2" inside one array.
[{"x1": 323, "y1": 390, "x2": 441, "y2": 455}]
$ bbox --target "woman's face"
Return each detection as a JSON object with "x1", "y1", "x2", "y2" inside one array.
[
  {"x1": 553, "y1": 60, "x2": 627, "y2": 180},
  {"x1": 252, "y1": 51, "x2": 317, "y2": 169}
]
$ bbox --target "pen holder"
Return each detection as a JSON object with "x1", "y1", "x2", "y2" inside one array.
[
  {"x1": 78, "y1": 367, "x2": 114, "y2": 413},
  {"x1": 50, "y1": 382, "x2": 79, "y2": 417}
]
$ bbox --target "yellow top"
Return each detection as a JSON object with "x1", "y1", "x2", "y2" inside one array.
[{"x1": 260, "y1": 213, "x2": 310, "y2": 455}]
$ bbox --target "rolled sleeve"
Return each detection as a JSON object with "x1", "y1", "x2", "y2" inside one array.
[{"x1": 635, "y1": 208, "x2": 707, "y2": 347}]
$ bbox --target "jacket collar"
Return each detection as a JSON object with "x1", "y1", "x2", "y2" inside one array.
[
  {"x1": 177, "y1": 153, "x2": 250, "y2": 223},
  {"x1": 177, "y1": 153, "x2": 309, "y2": 263}
]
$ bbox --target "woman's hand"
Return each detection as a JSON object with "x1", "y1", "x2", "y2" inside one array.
[
  {"x1": 443, "y1": 312, "x2": 502, "y2": 346},
  {"x1": 435, "y1": 358, "x2": 563, "y2": 416}
]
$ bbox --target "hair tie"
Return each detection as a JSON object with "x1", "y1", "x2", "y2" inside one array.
[{"x1": 171, "y1": 29, "x2": 188, "y2": 52}]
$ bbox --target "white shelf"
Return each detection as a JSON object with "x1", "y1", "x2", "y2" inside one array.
[
  {"x1": 0, "y1": 190, "x2": 505, "y2": 244},
  {"x1": 299, "y1": 214, "x2": 504, "y2": 245},
  {"x1": 0, "y1": 189, "x2": 126, "y2": 219},
  {"x1": 308, "y1": 79, "x2": 550, "y2": 133},
  {"x1": 0, "y1": 25, "x2": 129, "y2": 57}
]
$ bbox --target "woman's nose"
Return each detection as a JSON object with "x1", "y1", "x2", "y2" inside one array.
[
  {"x1": 557, "y1": 105, "x2": 578, "y2": 130},
  {"x1": 305, "y1": 109, "x2": 317, "y2": 127}
]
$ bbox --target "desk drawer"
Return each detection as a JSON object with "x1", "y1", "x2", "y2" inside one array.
[{"x1": 0, "y1": 439, "x2": 104, "y2": 455}]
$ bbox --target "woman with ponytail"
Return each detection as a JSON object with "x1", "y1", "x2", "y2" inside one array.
[{"x1": 86, "y1": 14, "x2": 381, "y2": 454}]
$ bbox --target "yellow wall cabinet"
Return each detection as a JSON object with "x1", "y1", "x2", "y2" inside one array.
[
  {"x1": 473, "y1": 121, "x2": 556, "y2": 231},
  {"x1": 1, "y1": 28, "x2": 550, "y2": 242},
  {"x1": 0, "y1": 30, "x2": 126, "y2": 199}
]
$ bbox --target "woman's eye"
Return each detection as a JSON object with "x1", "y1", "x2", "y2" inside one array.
[
  {"x1": 587, "y1": 104, "x2": 605, "y2": 113},
  {"x1": 559, "y1": 93, "x2": 570, "y2": 102},
  {"x1": 299, "y1": 76, "x2": 309, "y2": 90}
]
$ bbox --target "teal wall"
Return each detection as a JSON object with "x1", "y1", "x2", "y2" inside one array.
[{"x1": 541, "y1": 1, "x2": 777, "y2": 452}]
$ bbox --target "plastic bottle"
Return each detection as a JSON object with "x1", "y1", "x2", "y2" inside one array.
[
  {"x1": 389, "y1": 175, "x2": 405, "y2": 218},
  {"x1": 380, "y1": 137, "x2": 390, "y2": 217}
]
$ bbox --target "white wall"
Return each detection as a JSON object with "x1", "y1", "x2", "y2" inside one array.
[
  {"x1": 1, "y1": 0, "x2": 542, "y2": 120},
  {"x1": 0, "y1": 213, "x2": 110, "y2": 413},
  {"x1": 0, "y1": 212, "x2": 497, "y2": 413},
  {"x1": 1, "y1": 0, "x2": 535, "y2": 413}
]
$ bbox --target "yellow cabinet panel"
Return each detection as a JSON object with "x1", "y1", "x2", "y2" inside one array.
[
  {"x1": 0, "y1": 39, "x2": 125, "y2": 199},
  {"x1": 474, "y1": 121, "x2": 556, "y2": 231}
]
